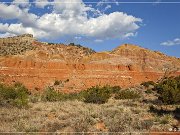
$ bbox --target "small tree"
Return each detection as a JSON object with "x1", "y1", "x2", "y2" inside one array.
[
  {"x1": 83, "y1": 86, "x2": 112, "y2": 104},
  {"x1": 0, "y1": 83, "x2": 29, "y2": 108},
  {"x1": 155, "y1": 76, "x2": 180, "y2": 104}
]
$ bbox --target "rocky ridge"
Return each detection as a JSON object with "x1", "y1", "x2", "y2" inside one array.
[
  {"x1": 0, "y1": 34, "x2": 36, "y2": 56},
  {"x1": 0, "y1": 34, "x2": 180, "y2": 92}
]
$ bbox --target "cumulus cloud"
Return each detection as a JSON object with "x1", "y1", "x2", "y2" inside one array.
[
  {"x1": 161, "y1": 38, "x2": 180, "y2": 46},
  {"x1": 12, "y1": 0, "x2": 30, "y2": 8},
  {"x1": 0, "y1": 2, "x2": 38, "y2": 27},
  {"x1": 0, "y1": 0, "x2": 142, "y2": 41},
  {"x1": 0, "y1": 3, "x2": 23, "y2": 19},
  {"x1": 35, "y1": 0, "x2": 51, "y2": 8},
  {"x1": 0, "y1": 32, "x2": 17, "y2": 38}
]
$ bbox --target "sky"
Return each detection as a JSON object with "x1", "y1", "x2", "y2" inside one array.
[{"x1": 0, "y1": 0, "x2": 180, "y2": 57}]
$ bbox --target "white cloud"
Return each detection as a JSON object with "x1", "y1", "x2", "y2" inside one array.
[
  {"x1": 104, "y1": 5, "x2": 111, "y2": 11},
  {"x1": 52, "y1": 0, "x2": 93, "y2": 18},
  {"x1": 96, "y1": 0, "x2": 119, "y2": 13},
  {"x1": 75, "y1": 36, "x2": 82, "y2": 39},
  {"x1": 0, "y1": 32, "x2": 17, "y2": 38},
  {"x1": 0, "y1": 0, "x2": 142, "y2": 41},
  {"x1": 35, "y1": 0, "x2": 51, "y2": 8},
  {"x1": 161, "y1": 38, "x2": 180, "y2": 46},
  {"x1": 94, "y1": 39, "x2": 103, "y2": 42},
  {"x1": 0, "y1": 23, "x2": 49, "y2": 38},
  {"x1": 12, "y1": 0, "x2": 30, "y2": 8},
  {"x1": 0, "y1": 2, "x2": 38, "y2": 27},
  {"x1": 97, "y1": 0, "x2": 119, "y2": 7},
  {"x1": 0, "y1": 3, "x2": 23, "y2": 19}
]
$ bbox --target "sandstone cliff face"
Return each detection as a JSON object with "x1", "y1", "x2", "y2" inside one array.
[{"x1": 0, "y1": 35, "x2": 180, "y2": 92}]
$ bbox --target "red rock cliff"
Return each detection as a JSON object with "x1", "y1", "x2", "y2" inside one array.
[{"x1": 0, "y1": 35, "x2": 179, "y2": 92}]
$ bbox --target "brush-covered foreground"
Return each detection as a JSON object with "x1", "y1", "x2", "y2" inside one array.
[
  {"x1": 0, "y1": 99, "x2": 179, "y2": 133},
  {"x1": 0, "y1": 76, "x2": 180, "y2": 133}
]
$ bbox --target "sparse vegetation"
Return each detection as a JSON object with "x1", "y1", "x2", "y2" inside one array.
[
  {"x1": 54, "y1": 80, "x2": 62, "y2": 85},
  {"x1": 0, "y1": 78, "x2": 179, "y2": 133},
  {"x1": 82, "y1": 85, "x2": 121, "y2": 104},
  {"x1": 141, "y1": 81, "x2": 155, "y2": 88},
  {"x1": 83, "y1": 86, "x2": 111, "y2": 104},
  {"x1": 0, "y1": 41, "x2": 36, "y2": 56},
  {"x1": 41, "y1": 85, "x2": 121, "y2": 104},
  {"x1": 145, "y1": 89, "x2": 153, "y2": 94},
  {"x1": 68, "y1": 42, "x2": 95, "y2": 54},
  {"x1": 114, "y1": 89, "x2": 141, "y2": 100},
  {"x1": 42, "y1": 87, "x2": 66, "y2": 102},
  {"x1": 41, "y1": 87, "x2": 82, "y2": 102},
  {"x1": 154, "y1": 76, "x2": 180, "y2": 104},
  {"x1": 0, "y1": 83, "x2": 29, "y2": 108}
]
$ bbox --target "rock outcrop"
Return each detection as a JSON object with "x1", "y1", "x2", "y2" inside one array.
[
  {"x1": 0, "y1": 34, "x2": 36, "y2": 56},
  {"x1": 0, "y1": 35, "x2": 180, "y2": 93}
]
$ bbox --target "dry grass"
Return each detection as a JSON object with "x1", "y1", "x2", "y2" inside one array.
[{"x1": 0, "y1": 97, "x2": 178, "y2": 133}]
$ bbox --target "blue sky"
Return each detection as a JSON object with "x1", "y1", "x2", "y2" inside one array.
[{"x1": 0, "y1": 0, "x2": 180, "y2": 57}]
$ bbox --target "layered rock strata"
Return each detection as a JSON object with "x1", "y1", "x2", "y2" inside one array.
[{"x1": 0, "y1": 35, "x2": 179, "y2": 92}]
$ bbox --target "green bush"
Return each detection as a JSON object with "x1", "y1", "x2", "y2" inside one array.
[
  {"x1": 114, "y1": 89, "x2": 140, "y2": 100},
  {"x1": 82, "y1": 85, "x2": 120, "y2": 104},
  {"x1": 42, "y1": 85, "x2": 121, "y2": 104},
  {"x1": 109, "y1": 86, "x2": 121, "y2": 94},
  {"x1": 154, "y1": 76, "x2": 180, "y2": 104},
  {"x1": 145, "y1": 89, "x2": 153, "y2": 94},
  {"x1": 141, "y1": 81, "x2": 155, "y2": 88},
  {"x1": 0, "y1": 83, "x2": 29, "y2": 108},
  {"x1": 41, "y1": 87, "x2": 81, "y2": 102},
  {"x1": 42, "y1": 87, "x2": 61, "y2": 101}
]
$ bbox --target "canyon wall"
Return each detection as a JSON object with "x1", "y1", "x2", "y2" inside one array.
[
  {"x1": 0, "y1": 57, "x2": 173, "y2": 93},
  {"x1": 0, "y1": 35, "x2": 180, "y2": 93}
]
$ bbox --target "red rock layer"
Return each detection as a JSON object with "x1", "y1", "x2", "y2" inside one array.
[
  {"x1": 1, "y1": 57, "x2": 179, "y2": 93},
  {"x1": 0, "y1": 35, "x2": 180, "y2": 92}
]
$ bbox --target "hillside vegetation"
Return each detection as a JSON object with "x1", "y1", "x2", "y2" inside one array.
[{"x1": 0, "y1": 76, "x2": 180, "y2": 133}]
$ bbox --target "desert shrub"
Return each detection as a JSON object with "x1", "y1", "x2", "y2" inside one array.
[
  {"x1": 13, "y1": 84, "x2": 29, "y2": 108},
  {"x1": 54, "y1": 80, "x2": 62, "y2": 85},
  {"x1": 42, "y1": 87, "x2": 62, "y2": 101},
  {"x1": 0, "y1": 84, "x2": 17, "y2": 101},
  {"x1": 41, "y1": 87, "x2": 81, "y2": 102},
  {"x1": 141, "y1": 81, "x2": 155, "y2": 88},
  {"x1": 41, "y1": 85, "x2": 121, "y2": 103},
  {"x1": 109, "y1": 86, "x2": 121, "y2": 94},
  {"x1": 71, "y1": 115, "x2": 95, "y2": 132},
  {"x1": 159, "y1": 115, "x2": 170, "y2": 124},
  {"x1": 145, "y1": 89, "x2": 153, "y2": 94},
  {"x1": 154, "y1": 115, "x2": 173, "y2": 125},
  {"x1": 139, "y1": 119, "x2": 153, "y2": 130},
  {"x1": 82, "y1": 86, "x2": 117, "y2": 104},
  {"x1": 29, "y1": 93, "x2": 41, "y2": 103},
  {"x1": 114, "y1": 89, "x2": 140, "y2": 100},
  {"x1": 0, "y1": 83, "x2": 29, "y2": 108},
  {"x1": 154, "y1": 76, "x2": 180, "y2": 104},
  {"x1": 104, "y1": 112, "x2": 132, "y2": 132}
]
